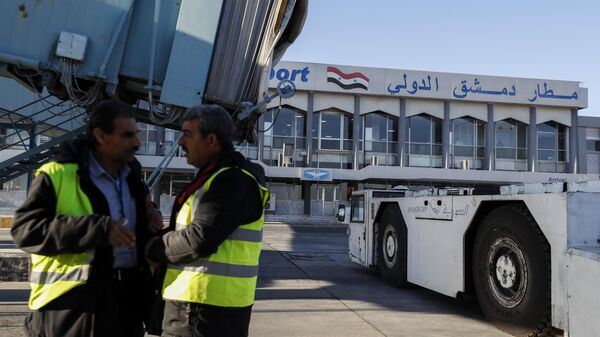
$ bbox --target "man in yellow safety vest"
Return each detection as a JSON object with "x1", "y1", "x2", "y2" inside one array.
[
  {"x1": 145, "y1": 104, "x2": 269, "y2": 337},
  {"x1": 12, "y1": 99, "x2": 163, "y2": 337}
]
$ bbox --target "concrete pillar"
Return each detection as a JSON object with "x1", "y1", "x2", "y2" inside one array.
[
  {"x1": 302, "y1": 181, "x2": 311, "y2": 215},
  {"x1": 398, "y1": 98, "x2": 406, "y2": 167},
  {"x1": 578, "y1": 122, "x2": 587, "y2": 174},
  {"x1": 306, "y1": 92, "x2": 314, "y2": 167},
  {"x1": 353, "y1": 95, "x2": 361, "y2": 170},
  {"x1": 568, "y1": 108, "x2": 579, "y2": 173},
  {"x1": 340, "y1": 182, "x2": 348, "y2": 201},
  {"x1": 153, "y1": 127, "x2": 164, "y2": 206},
  {"x1": 485, "y1": 104, "x2": 495, "y2": 170},
  {"x1": 442, "y1": 101, "x2": 450, "y2": 169},
  {"x1": 528, "y1": 107, "x2": 537, "y2": 172},
  {"x1": 357, "y1": 182, "x2": 364, "y2": 191}
]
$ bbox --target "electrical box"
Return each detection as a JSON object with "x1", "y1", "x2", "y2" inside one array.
[{"x1": 55, "y1": 32, "x2": 88, "y2": 62}]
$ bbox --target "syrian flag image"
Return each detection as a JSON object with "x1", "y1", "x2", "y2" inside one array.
[{"x1": 327, "y1": 66, "x2": 370, "y2": 90}]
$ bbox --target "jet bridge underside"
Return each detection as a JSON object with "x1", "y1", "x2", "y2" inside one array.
[{"x1": 0, "y1": 0, "x2": 307, "y2": 137}]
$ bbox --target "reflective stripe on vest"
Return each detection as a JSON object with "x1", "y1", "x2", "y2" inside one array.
[
  {"x1": 28, "y1": 162, "x2": 94, "y2": 310},
  {"x1": 162, "y1": 167, "x2": 269, "y2": 307},
  {"x1": 173, "y1": 226, "x2": 263, "y2": 243},
  {"x1": 228, "y1": 228, "x2": 263, "y2": 242},
  {"x1": 169, "y1": 260, "x2": 259, "y2": 278},
  {"x1": 29, "y1": 265, "x2": 90, "y2": 284}
]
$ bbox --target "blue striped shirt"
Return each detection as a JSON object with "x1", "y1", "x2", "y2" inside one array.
[{"x1": 88, "y1": 153, "x2": 138, "y2": 268}]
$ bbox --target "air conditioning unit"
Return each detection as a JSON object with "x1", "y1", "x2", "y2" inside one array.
[{"x1": 265, "y1": 193, "x2": 276, "y2": 212}]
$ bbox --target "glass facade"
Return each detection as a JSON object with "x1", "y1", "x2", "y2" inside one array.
[
  {"x1": 537, "y1": 121, "x2": 567, "y2": 172},
  {"x1": 315, "y1": 110, "x2": 353, "y2": 151},
  {"x1": 137, "y1": 123, "x2": 159, "y2": 156},
  {"x1": 311, "y1": 110, "x2": 354, "y2": 169},
  {"x1": 363, "y1": 112, "x2": 398, "y2": 167},
  {"x1": 250, "y1": 109, "x2": 574, "y2": 173},
  {"x1": 495, "y1": 119, "x2": 528, "y2": 171},
  {"x1": 451, "y1": 117, "x2": 486, "y2": 169},
  {"x1": 263, "y1": 106, "x2": 306, "y2": 167},
  {"x1": 405, "y1": 114, "x2": 443, "y2": 168},
  {"x1": 131, "y1": 116, "x2": 573, "y2": 175}
]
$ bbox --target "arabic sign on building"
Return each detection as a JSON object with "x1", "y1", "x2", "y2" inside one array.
[
  {"x1": 269, "y1": 61, "x2": 587, "y2": 108},
  {"x1": 302, "y1": 168, "x2": 333, "y2": 182}
]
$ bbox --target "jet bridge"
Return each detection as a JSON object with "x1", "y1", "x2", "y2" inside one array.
[{"x1": 0, "y1": 0, "x2": 307, "y2": 185}]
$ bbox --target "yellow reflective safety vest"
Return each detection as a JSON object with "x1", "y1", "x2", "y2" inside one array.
[
  {"x1": 162, "y1": 167, "x2": 269, "y2": 307},
  {"x1": 28, "y1": 162, "x2": 94, "y2": 310}
]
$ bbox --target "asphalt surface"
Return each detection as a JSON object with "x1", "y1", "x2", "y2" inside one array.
[{"x1": 0, "y1": 224, "x2": 511, "y2": 337}]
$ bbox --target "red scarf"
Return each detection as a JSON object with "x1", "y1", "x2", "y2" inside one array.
[
  {"x1": 159, "y1": 160, "x2": 222, "y2": 235},
  {"x1": 173, "y1": 161, "x2": 219, "y2": 214}
]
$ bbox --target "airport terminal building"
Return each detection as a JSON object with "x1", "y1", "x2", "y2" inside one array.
[
  {"x1": 1, "y1": 61, "x2": 600, "y2": 216},
  {"x1": 241, "y1": 61, "x2": 594, "y2": 215}
]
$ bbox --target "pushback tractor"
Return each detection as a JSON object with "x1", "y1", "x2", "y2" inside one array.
[{"x1": 338, "y1": 182, "x2": 600, "y2": 337}]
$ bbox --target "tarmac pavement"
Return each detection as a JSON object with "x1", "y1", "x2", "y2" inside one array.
[{"x1": 0, "y1": 223, "x2": 511, "y2": 337}]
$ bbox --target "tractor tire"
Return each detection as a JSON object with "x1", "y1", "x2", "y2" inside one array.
[
  {"x1": 472, "y1": 204, "x2": 558, "y2": 337},
  {"x1": 377, "y1": 205, "x2": 409, "y2": 288}
]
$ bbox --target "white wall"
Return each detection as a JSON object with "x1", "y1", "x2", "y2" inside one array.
[
  {"x1": 494, "y1": 104, "x2": 530, "y2": 124},
  {"x1": 406, "y1": 99, "x2": 444, "y2": 119},
  {"x1": 450, "y1": 101, "x2": 487, "y2": 121}
]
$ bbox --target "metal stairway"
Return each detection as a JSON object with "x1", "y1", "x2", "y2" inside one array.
[
  {"x1": 0, "y1": 94, "x2": 181, "y2": 190},
  {"x1": 0, "y1": 126, "x2": 87, "y2": 185},
  {"x1": 0, "y1": 96, "x2": 87, "y2": 186}
]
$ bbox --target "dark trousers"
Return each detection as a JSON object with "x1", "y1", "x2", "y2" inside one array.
[
  {"x1": 109, "y1": 268, "x2": 146, "y2": 337},
  {"x1": 162, "y1": 300, "x2": 252, "y2": 337},
  {"x1": 24, "y1": 268, "x2": 148, "y2": 337}
]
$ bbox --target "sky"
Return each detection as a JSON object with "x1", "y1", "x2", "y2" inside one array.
[{"x1": 283, "y1": 0, "x2": 600, "y2": 116}]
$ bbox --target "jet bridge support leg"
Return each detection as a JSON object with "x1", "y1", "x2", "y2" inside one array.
[
  {"x1": 26, "y1": 123, "x2": 36, "y2": 191},
  {"x1": 152, "y1": 126, "x2": 164, "y2": 208}
]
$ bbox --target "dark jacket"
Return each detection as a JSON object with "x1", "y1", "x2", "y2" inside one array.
[
  {"x1": 11, "y1": 136, "x2": 156, "y2": 337},
  {"x1": 147, "y1": 148, "x2": 266, "y2": 266},
  {"x1": 146, "y1": 148, "x2": 266, "y2": 337}
]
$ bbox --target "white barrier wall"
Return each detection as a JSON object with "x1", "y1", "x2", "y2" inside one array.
[{"x1": 566, "y1": 249, "x2": 600, "y2": 336}]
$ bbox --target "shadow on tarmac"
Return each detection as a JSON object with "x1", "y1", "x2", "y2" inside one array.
[
  {"x1": 256, "y1": 224, "x2": 487, "y2": 320},
  {"x1": 0, "y1": 288, "x2": 29, "y2": 303}
]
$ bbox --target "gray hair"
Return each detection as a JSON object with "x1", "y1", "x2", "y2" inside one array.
[{"x1": 182, "y1": 104, "x2": 234, "y2": 150}]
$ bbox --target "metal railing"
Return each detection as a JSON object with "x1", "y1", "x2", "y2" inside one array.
[{"x1": 0, "y1": 96, "x2": 87, "y2": 185}]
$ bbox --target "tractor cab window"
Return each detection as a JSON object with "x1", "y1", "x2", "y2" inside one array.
[{"x1": 351, "y1": 195, "x2": 365, "y2": 222}]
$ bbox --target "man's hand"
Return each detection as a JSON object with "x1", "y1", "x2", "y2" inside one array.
[
  {"x1": 146, "y1": 196, "x2": 164, "y2": 233},
  {"x1": 109, "y1": 219, "x2": 136, "y2": 248}
]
